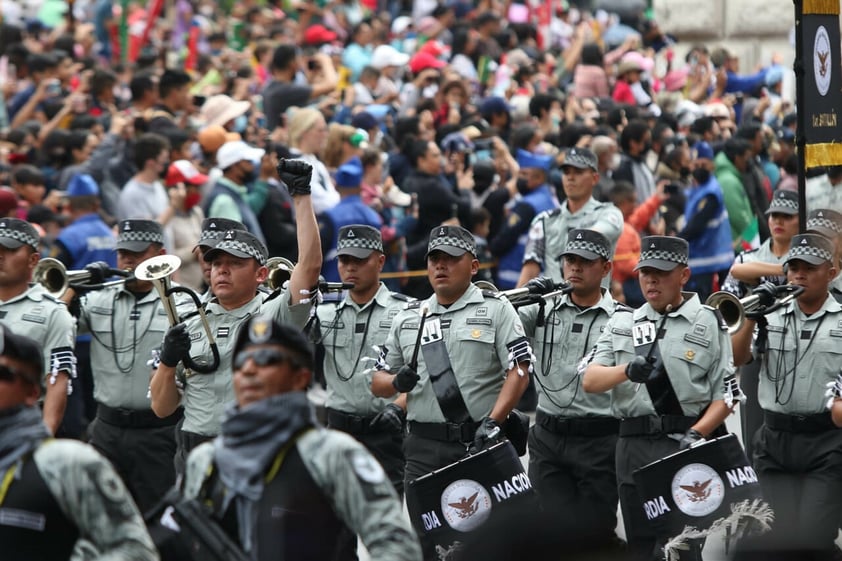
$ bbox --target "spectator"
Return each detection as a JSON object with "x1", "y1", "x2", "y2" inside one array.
[
  {"x1": 287, "y1": 107, "x2": 340, "y2": 215},
  {"x1": 716, "y1": 137, "x2": 758, "y2": 251}
]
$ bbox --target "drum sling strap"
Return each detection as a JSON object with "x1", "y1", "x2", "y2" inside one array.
[
  {"x1": 633, "y1": 317, "x2": 684, "y2": 417},
  {"x1": 419, "y1": 316, "x2": 473, "y2": 424}
]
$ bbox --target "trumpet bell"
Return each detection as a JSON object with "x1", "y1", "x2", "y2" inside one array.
[
  {"x1": 266, "y1": 256, "x2": 295, "y2": 291},
  {"x1": 135, "y1": 255, "x2": 182, "y2": 282},
  {"x1": 705, "y1": 291, "x2": 747, "y2": 334},
  {"x1": 474, "y1": 280, "x2": 499, "y2": 292},
  {"x1": 33, "y1": 258, "x2": 70, "y2": 297}
]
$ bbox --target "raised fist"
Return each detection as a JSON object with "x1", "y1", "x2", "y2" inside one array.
[{"x1": 276, "y1": 159, "x2": 313, "y2": 196}]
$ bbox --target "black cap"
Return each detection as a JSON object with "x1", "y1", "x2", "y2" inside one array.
[
  {"x1": 204, "y1": 229, "x2": 268, "y2": 266},
  {"x1": 765, "y1": 190, "x2": 799, "y2": 216},
  {"x1": 0, "y1": 218, "x2": 40, "y2": 250},
  {"x1": 561, "y1": 147, "x2": 598, "y2": 171},
  {"x1": 116, "y1": 219, "x2": 164, "y2": 252},
  {"x1": 561, "y1": 229, "x2": 611, "y2": 261},
  {"x1": 196, "y1": 218, "x2": 247, "y2": 249},
  {"x1": 785, "y1": 233, "x2": 835, "y2": 266},
  {"x1": 337, "y1": 225, "x2": 384, "y2": 258},
  {"x1": 806, "y1": 208, "x2": 842, "y2": 238},
  {"x1": 635, "y1": 236, "x2": 689, "y2": 271},
  {"x1": 427, "y1": 225, "x2": 477, "y2": 258},
  {"x1": 0, "y1": 323, "x2": 43, "y2": 385},
  {"x1": 233, "y1": 315, "x2": 314, "y2": 371}
]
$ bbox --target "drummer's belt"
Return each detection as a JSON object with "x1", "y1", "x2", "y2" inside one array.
[
  {"x1": 326, "y1": 408, "x2": 378, "y2": 435},
  {"x1": 632, "y1": 319, "x2": 683, "y2": 416},
  {"x1": 420, "y1": 316, "x2": 473, "y2": 424},
  {"x1": 763, "y1": 410, "x2": 836, "y2": 433},
  {"x1": 536, "y1": 411, "x2": 619, "y2": 437},
  {"x1": 409, "y1": 420, "x2": 480, "y2": 443},
  {"x1": 619, "y1": 415, "x2": 696, "y2": 437}
]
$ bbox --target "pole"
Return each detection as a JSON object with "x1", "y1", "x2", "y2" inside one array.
[{"x1": 793, "y1": 0, "x2": 807, "y2": 234}]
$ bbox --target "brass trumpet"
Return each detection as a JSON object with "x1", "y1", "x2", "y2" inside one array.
[
  {"x1": 705, "y1": 284, "x2": 804, "y2": 334},
  {"x1": 32, "y1": 257, "x2": 130, "y2": 298},
  {"x1": 135, "y1": 255, "x2": 220, "y2": 374},
  {"x1": 265, "y1": 256, "x2": 295, "y2": 291}
]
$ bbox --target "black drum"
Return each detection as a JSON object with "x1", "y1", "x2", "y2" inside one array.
[
  {"x1": 633, "y1": 433, "x2": 762, "y2": 538},
  {"x1": 406, "y1": 441, "x2": 536, "y2": 554}
]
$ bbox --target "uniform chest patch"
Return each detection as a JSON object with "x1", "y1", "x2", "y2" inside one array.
[
  {"x1": 22, "y1": 314, "x2": 45, "y2": 324},
  {"x1": 683, "y1": 333, "x2": 710, "y2": 348},
  {"x1": 217, "y1": 327, "x2": 230, "y2": 338},
  {"x1": 632, "y1": 322, "x2": 657, "y2": 347},
  {"x1": 466, "y1": 318, "x2": 492, "y2": 326},
  {"x1": 476, "y1": 307, "x2": 488, "y2": 317},
  {"x1": 190, "y1": 332, "x2": 202, "y2": 342}
]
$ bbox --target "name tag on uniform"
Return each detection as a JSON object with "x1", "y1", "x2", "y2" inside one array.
[
  {"x1": 379, "y1": 321, "x2": 393, "y2": 329},
  {"x1": 89, "y1": 306, "x2": 111, "y2": 315},
  {"x1": 402, "y1": 322, "x2": 419, "y2": 330},
  {"x1": 830, "y1": 330, "x2": 842, "y2": 338},
  {"x1": 466, "y1": 318, "x2": 492, "y2": 326},
  {"x1": 611, "y1": 327, "x2": 631, "y2": 336},
  {"x1": 22, "y1": 314, "x2": 45, "y2": 324},
  {"x1": 632, "y1": 322, "x2": 656, "y2": 347},
  {"x1": 683, "y1": 333, "x2": 710, "y2": 348},
  {"x1": 190, "y1": 332, "x2": 202, "y2": 342}
]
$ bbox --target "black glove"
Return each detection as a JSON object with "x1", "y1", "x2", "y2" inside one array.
[
  {"x1": 469, "y1": 416, "x2": 502, "y2": 454},
  {"x1": 84, "y1": 261, "x2": 112, "y2": 285},
  {"x1": 625, "y1": 355, "x2": 657, "y2": 383},
  {"x1": 525, "y1": 276, "x2": 557, "y2": 295},
  {"x1": 751, "y1": 281, "x2": 778, "y2": 309},
  {"x1": 392, "y1": 365, "x2": 419, "y2": 393},
  {"x1": 371, "y1": 403, "x2": 406, "y2": 433},
  {"x1": 678, "y1": 428, "x2": 704, "y2": 451},
  {"x1": 276, "y1": 159, "x2": 313, "y2": 196},
  {"x1": 160, "y1": 323, "x2": 191, "y2": 368}
]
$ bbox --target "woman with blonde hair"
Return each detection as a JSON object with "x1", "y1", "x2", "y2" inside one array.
[
  {"x1": 322, "y1": 123, "x2": 367, "y2": 172},
  {"x1": 287, "y1": 107, "x2": 340, "y2": 215}
]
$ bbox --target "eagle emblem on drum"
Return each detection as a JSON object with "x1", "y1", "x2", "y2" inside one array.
[
  {"x1": 671, "y1": 463, "x2": 724, "y2": 517},
  {"x1": 679, "y1": 479, "x2": 713, "y2": 502},
  {"x1": 448, "y1": 492, "x2": 480, "y2": 518}
]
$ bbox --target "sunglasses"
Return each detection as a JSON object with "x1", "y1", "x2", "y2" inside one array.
[
  {"x1": 0, "y1": 363, "x2": 35, "y2": 384},
  {"x1": 233, "y1": 348, "x2": 297, "y2": 370}
]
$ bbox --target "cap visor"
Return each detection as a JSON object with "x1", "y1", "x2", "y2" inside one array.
[
  {"x1": 785, "y1": 254, "x2": 826, "y2": 266},
  {"x1": 116, "y1": 241, "x2": 153, "y2": 252},
  {"x1": 634, "y1": 259, "x2": 681, "y2": 272},
  {"x1": 427, "y1": 245, "x2": 469, "y2": 258},
  {"x1": 186, "y1": 173, "x2": 210, "y2": 185},
  {"x1": 337, "y1": 247, "x2": 375, "y2": 258},
  {"x1": 765, "y1": 207, "x2": 798, "y2": 216},
  {"x1": 0, "y1": 237, "x2": 26, "y2": 249},
  {"x1": 204, "y1": 247, "x2": 253, "y2": 262},
  {"x1": 561, "y1": 249, "x2": 601, "y2": 261},
  {"x1": 806, "y1": 226, "x2": 838, "y2": 238},
  {"x1": 561, "y1": 162, "x2": 592, "y2": 171}
]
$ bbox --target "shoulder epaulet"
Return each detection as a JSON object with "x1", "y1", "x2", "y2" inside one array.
[
  {"x1": 42, "y1": 292, "x2": 62, "y2": 304},
  {"x1": 702, "y1": 304, "x2": 730, "y2": 332},
  {"x1": 389, "y1": 292, "x2": 413, "y2": 302},
  {"x1": 614, "y1": 302, "x2": 633, "y2": 312},
  {"x1": 404, "y1": 300, "x2": 422, "y2": 310},
  {"x1": 482, "y1": 289, "x2": 502, "y2": 299},
  {"x1": 547, "y1": 208, "x2": 562, "y2": 217}
]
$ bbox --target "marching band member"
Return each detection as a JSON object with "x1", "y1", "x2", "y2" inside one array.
[
  {"x1": 733, "y1": 233, "x2": 842, "y2": 560},
  {"x1": 584, "y1": 235, "x2": 736, "y2": 561},
  {"x1": 518, "y1": 229, "x2": 625, "y2": 554}
]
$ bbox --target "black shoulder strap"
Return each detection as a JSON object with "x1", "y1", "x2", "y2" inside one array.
[
  {"x1": 419, "y1": 314, "x2": 473, "y2": 424},
  {"x1": 632, "y1": 316, "x2": 684, "y2": 416}
]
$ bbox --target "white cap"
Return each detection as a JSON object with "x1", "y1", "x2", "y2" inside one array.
[
  {"x1": 391, "y1": 15, "x2": 412, "y2": 36},
  {"x1": 371, "y1": 45, "x2": 410, "y2": 70},
  {"x1": 216, "y1": 141, "x2": 265, "y2": 170}
]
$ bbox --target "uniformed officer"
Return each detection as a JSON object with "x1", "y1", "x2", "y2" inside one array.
[
  {"x1": 583, "y1": 235, "x2": 736, "y2": 561},
  {"x1": 0, "y1": 327, "x2": 157, "y2": 560},
  {"x1": 519, "y1": 229, "x2": 623, "y2": 551},
  {"x1": 732, "y1": 233, "x2": 842, "y2": 560},
  {"x1": 0, "y1": 218, "x2": 75, "y2": 434},
  {"x1": 72, "y1": 219, "x2": 183, "y2": 512},
  {"x1": 150, "y1": 159, "x2": 322, "y2": 471},
  {"x1": 192, "y1": 217, "x2": 247, "y2": 302},
  {"x1": 805, "y1": 208, "x2": 842, "y2": 303},
  {"x1": 516, "y1": 147, "x2": 623, "y2": 287},
  {"x1": 315, "y1": 224, "x2": 411, "y2": 494},
  {"x1": 371, "y1": 225, "x2": 532, "y2": 490},
  {"x1": 179, "y1": 315, "x2": 422, "y2": 561}
]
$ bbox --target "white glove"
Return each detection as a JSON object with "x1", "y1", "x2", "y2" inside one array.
[{"x1": 824, "y1": 373, "x2": 842, "y2": 410}]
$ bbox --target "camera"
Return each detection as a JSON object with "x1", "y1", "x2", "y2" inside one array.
[
  {"x1": 307, "y1": 59, "x2": 319, "y2": 71},
  {"x1": 473, "y1": 138, "x2": 494, "y2": 152},
  {"x1": 45, "y1": 79, "x2": 61, "y2": 97}
]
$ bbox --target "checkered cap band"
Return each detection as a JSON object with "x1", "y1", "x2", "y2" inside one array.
[
  {"x1": 0, "y1": 219, "x2": 39, "y2": 249},
  {"x1": 639, "y1": 247, "x2": 688, "y2": 264},
  {"x1": 788, "y1": 235, "x2": 833, "y2": 263},
  {"x1": 768, "y1": 193, "x2": 798, "y2": 213},
  {"x1": 337, "y1": 227, "x2": 384, "y2": 254},
  {"x1": 118, "y1": 229, "x2": 164, "y2": 245},
  {"x1": 807, "y1": 215, "x2": 842, "y2": 236},
  {"x1": 213, "y1": 236, "x2": 268, "y2": 265},
  {"x1": 565, "y1": 238, "x2": 611, "y2": 260},
  {"x1": 428, "y1": 226, "x2": 477, "y2": 256}
]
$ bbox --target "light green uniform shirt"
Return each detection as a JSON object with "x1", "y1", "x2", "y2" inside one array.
[
  {"x1": 317, "y1": 283, "x2": 411, "y2": 416},
  {"x1": 523, "y1": 198, "x2": 623, "y2": 284},
  {"x1": 519, "y1": 289, "x2": 619, "y2": 417},
  {"x1": 591, "y1": 293, "x2": 734, "y2": 418},
  {"x1": 385, "y1": 284, "x2": 528, "y2": 423},
  {"x1": 178, "y1": 289, "x2": 311, "y2": 435},
  {"x1": 0, "y1": 284, "x2": 76, "y2": 385},
  {"x1": 757, "y1": 294, "x2": 842, "y2": 415},
  {"x1": 79, "y1": 286, "x2": 172, "y2": 410}
]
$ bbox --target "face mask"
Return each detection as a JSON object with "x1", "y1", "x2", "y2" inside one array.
[
  {"x1": 516, "y1": 178, "x2": 530, "y2": 195},
  {"x1": 241, "y1": 166, "x2": 257, "y2": 185},
  {"x1": 692, "y1": 167, "x2": 711, "y2": 185},
  {"x1": 680, "y1": 166, "x2": 692, "y2": 178},
  {"x1": 232, "y1": 114, "x2": 248, "y2": 133},
  {"x1": 184, "y1": 191, "x2": 202, "y2": 210}
]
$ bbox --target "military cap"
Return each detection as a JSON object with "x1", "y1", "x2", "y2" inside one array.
[
  {"x1": 765, "y1": 189, "x2": 799, "y2": 216},
  {"x1": 635, "y1": 235, "x2": 689, "y2": 271},
  {"x1": 0, "y1": 323, "x2": 43, "y2": 385},
  {"x1": 561, "y1": 147, "x2": 598, "y2": 171},
  {"x1": 203, "y1": 229, "x2": 268, "y2": 266},
  {"x1": 196, "y1": 218, "x2": 247, "y2": 249},
  {"x1": 561, "y1": 229, "x2": 612, "y2": 261},
  {"x1": 426, "y1": 225, "x2": 477, "y2": 258},
  {"x1": 806, "y1": 208, "x2": 842, "y2": 238},
  {"x1": 785, "y1": 233, "x2": 834, "y2": 266},
  {"x1": 0, "y1": 218, "x2": 40, "y2": 250},
  {"x1": 337, "y1": 225, "x2": 383, "y2": 258},
  {"x1": 116, "y1": 219, "x2": 164, "y2": 252},
  {"x1": 232, "y1": 314, "x2": 314, "y2": 371}
]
